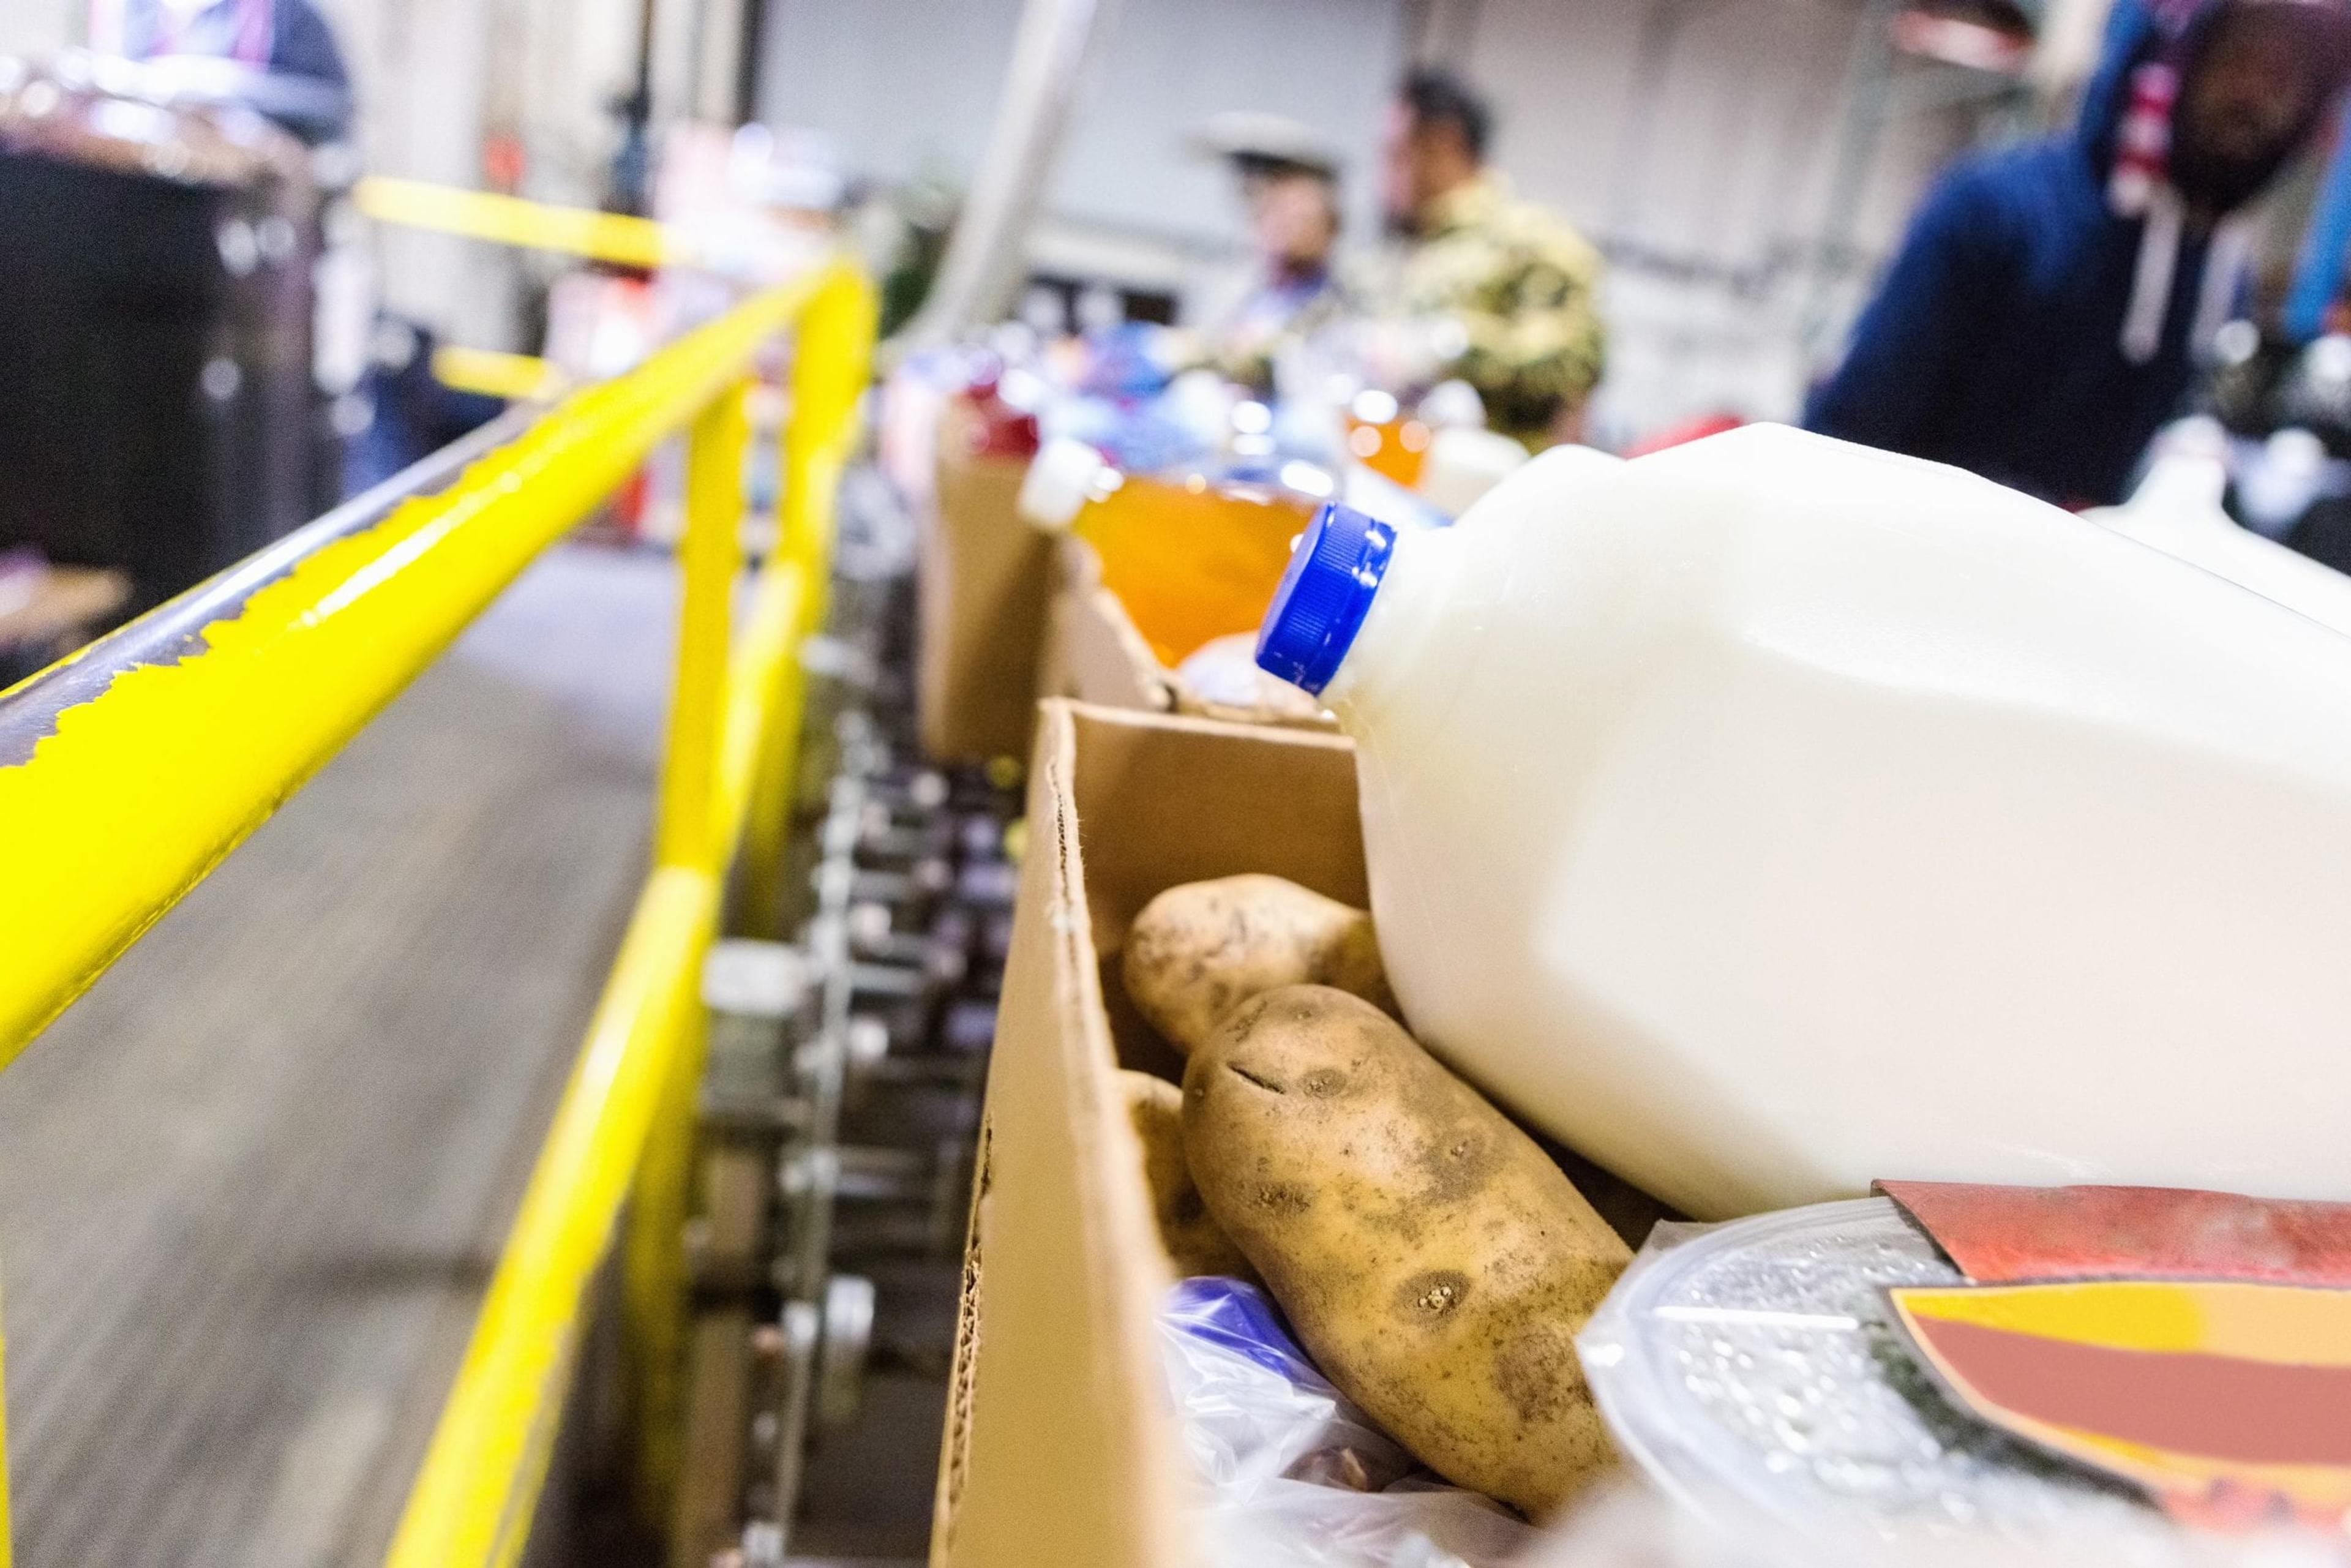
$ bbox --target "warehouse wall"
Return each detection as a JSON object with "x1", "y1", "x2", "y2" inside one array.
[
  {"x1": 756, "y1": 0, "x2": 1979, "y2": 435},
  {"x1": 1445, "y1": 0, "x2": 1946, "y2": 261},
  {"x1": 323, "y1": 0, "x2": 499, "y2": 346},
  {"x1": 0, "y1": 2, "x2": 79, "y2": 59},
  {"x1": 1441, "y1": 0, "x2": 1977, "y2": 434},
  {"x1": 319, "y1": 0, "x2": 648, "y2": 349},
  {"x1": 756, "y1": 0, "x2": 1406, "y2": 249},
  {"x1": 2, "y1": 0, "x2": 732, "y2": 354},
  {"x1": 2, "y1": 0, "x2": 1989, "y2": 433}
]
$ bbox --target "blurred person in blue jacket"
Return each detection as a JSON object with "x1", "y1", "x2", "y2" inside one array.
[
  {"x1": 1806, "y1": 0, "x2": 2351, "y2": 506},
  {"x1": 120, "y1": 0, "x2": 353, "y2": 141}
]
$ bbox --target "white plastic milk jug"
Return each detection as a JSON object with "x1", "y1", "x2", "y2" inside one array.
[
  {"x1": 2089, "y1": 416, "x2": 2351, "y2": 637},
  {"x1": 1254, "y1": 423, "x2": 2351, "y2": 1218}
]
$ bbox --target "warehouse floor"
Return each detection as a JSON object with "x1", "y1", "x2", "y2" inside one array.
[{"x1": 0, "y1": 542, "x2": 676, "y2": 1568}]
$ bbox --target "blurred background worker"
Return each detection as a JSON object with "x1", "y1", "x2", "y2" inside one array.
[
  {"x1": 1807, "y1": 0, "x2": 2351, "y2": 508},
  {"x1": 1191, "y1": 113, "x2": 1349, "y2": 396},
  {"x1": 116, "y1": 0, "x2": 354, "y2": 141},
  {"x1": 1353, "y1": 69, "x2": 1606, "y2": 449}
]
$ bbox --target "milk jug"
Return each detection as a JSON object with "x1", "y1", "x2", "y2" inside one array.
[
  {"x1": 1255, "y1": 424, "x2": 2351, "y2": 1218},
  {"x1": 2090, "y1": 416, "x2": 2351, "y2": 637}
]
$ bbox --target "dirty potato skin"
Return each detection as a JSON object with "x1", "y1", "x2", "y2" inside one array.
[
  {"x1": 1122, "y1": 874, "x2": 1398, "y2": 1054},
  {"x1": 1181, "y1": 985, "x2": 1631, "y2": 1517},
  {"x1": 1120, "y1": 1070, "x2": 1258, "y2": 1282}
]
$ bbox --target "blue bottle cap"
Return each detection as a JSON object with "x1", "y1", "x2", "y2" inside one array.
[{"x1": 1254, "y1": 502, "x2": 1396, "y2": 696}]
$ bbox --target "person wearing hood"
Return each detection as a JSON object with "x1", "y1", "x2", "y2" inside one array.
[
  {"x1": 1805, "y1": 0, "x2": 2351, "y2": 507},
  {"x1": 119, "y1": 0, "x2": 355, "y2": 143}
]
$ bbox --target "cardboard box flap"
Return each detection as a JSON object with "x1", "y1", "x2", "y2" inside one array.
[
  {"x1": 1041, "y1": 541, "x2": 1176, "y2": 717},
  {"x1": 935, "y1": 701, "x2": 1668, "y2": 1568},
  {"x1": 1068, "y1": 703, "x2": 1359, "y2": 954},
  {"x1": 1040, "y1": 538, "x2": 1338, "y2": 731},
  {"x1": 916, "y1": 403, "x2": 1055, "y2": 762},
  {"x1": 934, "y1": 702, "x2": 1226, "y2": 1568}
]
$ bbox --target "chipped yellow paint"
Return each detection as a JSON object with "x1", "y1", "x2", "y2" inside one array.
[
  {"x1": 0, "y1": 257, "x2": 871, "y2": 1568},
  {"x1": 0, "y1": 269, "x2": 822, "y2": 1063}
]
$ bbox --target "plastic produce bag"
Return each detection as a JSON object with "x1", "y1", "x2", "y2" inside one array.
[
  {"x1": 1524, "y1": 1482, "x2": 2350, "y2": 1568},
  {"x1": 1160, "y1": 1277, "x2": 1539, "y2": 1568}
]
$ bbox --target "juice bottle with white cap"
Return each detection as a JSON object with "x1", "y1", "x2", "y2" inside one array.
[
  {"x1": 1019, "y1": 435, "x2": 1324, "y2": 666},
  {"x1": 1343, "y1": 387, "x2": 1430, "y2": 487},
  {"x1": 1256, "y1": 422, "x2": 2351, "y2": 1218}
]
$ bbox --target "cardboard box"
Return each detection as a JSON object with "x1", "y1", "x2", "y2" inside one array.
[
  {"x1": 1037, "y1": 540, "x2": 1335, "y2": 730},
  {"x1": 933, "y1": 700, "x2": 1665, "y2": 1567},
  {"x1": 915, "y1": 402, "x2": 1056, "y2": 762}
]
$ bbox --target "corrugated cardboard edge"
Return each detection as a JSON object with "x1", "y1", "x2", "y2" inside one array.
[
  {"x1": 930, "y1": 701, "x2": 1205, "y2": 1568},
  {"x1": 1041, "y1": 580, "x2": 1179, "y2": 717},
  {"x1": 932, "y1": 703, "x2": 1670, "y2": 1566},
  {"x1": 1041, "y1": 538, "x2": 1337, "y2": 732},
  {"x1": 915, "y1": 407, "x2": 1055, "y2": 762}
]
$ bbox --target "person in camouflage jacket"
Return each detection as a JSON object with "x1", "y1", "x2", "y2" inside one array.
[{"x1": 1357, "y1": 70, "x2": 1606, "y2": 448}]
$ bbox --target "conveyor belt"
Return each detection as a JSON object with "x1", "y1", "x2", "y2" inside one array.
[{"x1": 0, "y1": 542, "x2": 675, "y2": 1568}]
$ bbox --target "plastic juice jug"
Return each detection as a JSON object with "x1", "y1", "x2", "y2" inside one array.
[
  {"x1": 2089, "y1": 417, "x2": 2351, "y2": 637},
  {"x1": 1019, "y1": 437, "x2": 1318, "y2": 667},
  {"x1": 1344, "y1": 389, "x2": 1430, "y2": 488},
  {"x1": 1256, "y1": 424, "x2": 2351, "y2": 1219}
]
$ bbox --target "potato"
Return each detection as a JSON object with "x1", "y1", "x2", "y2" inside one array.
[
  {"x1": 1119, "y1": 1069, "x2": 1257, "y2": 1281},
  {"x1": 1122, "y1": 874, "x2": 1397, "y2": 1054},
  {"x1": 1181, "y1": 985, "x2": 1630, "y2": 1518}
]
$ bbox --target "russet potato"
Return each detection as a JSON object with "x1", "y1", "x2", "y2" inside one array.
[
  {"x1": 1119, "y1": 1068, "x2": 1256, "y2": 1281},
  {"x1": 1122, "y1": 874, "x2": 1396, "y2": 1054},
  {"x1": 1181, "y1": 985, "x2": 1629, "y2": 1518}
]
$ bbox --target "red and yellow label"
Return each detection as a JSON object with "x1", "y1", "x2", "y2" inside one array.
[{"x1": 1893, "y1": 1278, "x2": 2351, "y2": 1523}]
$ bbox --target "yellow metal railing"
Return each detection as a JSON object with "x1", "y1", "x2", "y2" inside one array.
[
  {"x1": 0, "y1": 258, "x2": 876, "y2": 1568},
  {"x1": 354, "y1": 176, "x2": 686, "y2": 269},
  {"x1": 431, "y1": 343, "x2": 567, "y2": 402}
]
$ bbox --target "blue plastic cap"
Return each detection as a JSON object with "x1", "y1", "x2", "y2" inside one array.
[{"x1": 1255, "y1": 502, "x2": 1396, "y2": 696}]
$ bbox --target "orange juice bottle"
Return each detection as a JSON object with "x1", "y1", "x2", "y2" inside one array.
[
  {"x1": 1018, "y1": 437, "x2": 1319, "y2": 666},
  {"x1": 1343, "y1": 388, "x2": 1432, "y2": 489}
]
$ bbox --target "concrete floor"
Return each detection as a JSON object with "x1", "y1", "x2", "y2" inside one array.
[{"x1": 0, "y1": 542, "x2": 678, "y2": 1567}]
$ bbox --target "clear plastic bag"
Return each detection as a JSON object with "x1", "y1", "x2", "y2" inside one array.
[{"x1": 1160, "y1": 1277, "x2": 1540, "y2": 1568}]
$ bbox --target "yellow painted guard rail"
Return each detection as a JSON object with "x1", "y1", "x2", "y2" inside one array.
[
  {"x1": 355, "y1": 175, "x2": 685, "y2": 269},
  {"x1": 0, "y1": 258, "x2": 877, "y2": 1568}
]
